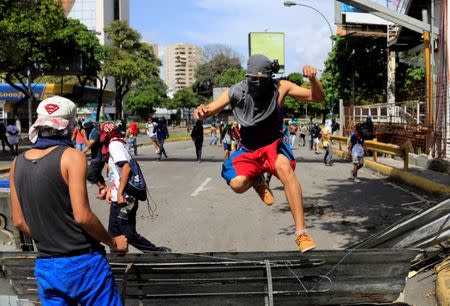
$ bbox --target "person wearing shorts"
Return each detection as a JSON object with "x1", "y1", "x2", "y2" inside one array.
[
  {"x1": 193, "y1": 54, "x2": 324, "y2": 253},
  {"x1": 347, "y1": 130, "x2": 365, "y2": 183}
]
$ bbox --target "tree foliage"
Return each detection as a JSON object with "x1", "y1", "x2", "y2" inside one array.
[
  {"x1": 321, "y1": 35, "x2": 387, "y2": 109},
  {"x1": 169, "y1": 87, "x2": 200, "y2": 110},
  {"x1": 395, "y1": 55, "x2": 425, "y2": 101},
  {"x1": 0, "y1": 0, "x2": 104, "y2": 117},
  {"x1": 202, "y1": 44, "x2": 241, "y2": 63},
  {"x1": 125, "y1": 77, "x2": 168, "y2": 119},
  {"x1": 194, "y1": 48, "x2": 242, "y2": 99},
  {"x1": 103, "y1": 20, "x2": 160, "y2": 119},
  {"x1": 213, "y1": 67, "x2": 245, "y2": 87}
]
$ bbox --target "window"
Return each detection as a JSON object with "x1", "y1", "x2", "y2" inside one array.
[{"x1": 114, "y1": 0, "x2": 120, "y2": 20}]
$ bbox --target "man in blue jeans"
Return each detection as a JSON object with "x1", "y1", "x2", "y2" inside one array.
[{"x1": 10, "y1": 96, "x2": 128, "y2": 305}]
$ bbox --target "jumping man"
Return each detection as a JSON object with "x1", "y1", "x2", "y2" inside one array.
[{"x1": 193, "y1": 54, "x2": 325, "y2": 252}]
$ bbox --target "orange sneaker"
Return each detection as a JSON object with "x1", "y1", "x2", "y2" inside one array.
[
  {"x1": 252, "y1": 175, "x2": 274, "y2": 205},
  {"x1": 295, "y1": 233, "x2": 316, "y2": 253}
]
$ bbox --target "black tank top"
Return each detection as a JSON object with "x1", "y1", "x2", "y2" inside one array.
[{"x1": 14, "y1": 146, "x2": 102, "y2": 257}]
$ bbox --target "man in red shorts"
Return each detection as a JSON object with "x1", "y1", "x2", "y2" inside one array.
[{"x1": 193, "y1": 54, "x2": 324, "y2": 252}]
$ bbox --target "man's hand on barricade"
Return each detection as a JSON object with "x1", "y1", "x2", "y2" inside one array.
[{"x1": 112, "y1": 235, "x2": 128, "y2": 253}]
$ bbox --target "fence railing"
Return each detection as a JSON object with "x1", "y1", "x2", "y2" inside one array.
[
  {"x1": 350, "y1": 100, "x2": 426, "y2": 126},
  {"x1": 331, "y1": 135, "x2": 409, "y2": 171}
]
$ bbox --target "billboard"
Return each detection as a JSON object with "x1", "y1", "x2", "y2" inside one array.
[{"x1": 248, "y1": 32, "x2": 285, "y2": 74}]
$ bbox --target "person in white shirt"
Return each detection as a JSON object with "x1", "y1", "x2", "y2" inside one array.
[
  {"x1": 100, "y1": 121, "x2": 170, "y2": 252},
  {"x1": 146, "y1": 117, "x2": 160, "y2": 154}
]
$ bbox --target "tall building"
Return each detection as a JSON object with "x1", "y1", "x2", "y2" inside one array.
[
  {"x1": 142, "y1": 41, "x2": 159, "y2": 58},
  {"x1": 164, "y1": 44, "x2": 203, "y2": 93},
  {"x1": 62, "y1": 0, "x2": 129, "y2": 45}
]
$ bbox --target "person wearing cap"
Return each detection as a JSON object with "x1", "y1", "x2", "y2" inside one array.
[
  {"x1": 100, "y1": 121, "x2": 171, "y2": 252},
  {"x1": 9, "y1": 96, "x2": 128, "y2": 305},
  {"x1": 193, "y1": 54, "x2": 325, "y2": 253},
  {"x1": 82, "y1": 119, "x2": 108, "y2": 199}
]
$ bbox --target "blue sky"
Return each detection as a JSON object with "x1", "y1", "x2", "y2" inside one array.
[{"x1": 130, "y1": 0, "x2": 336, "y2": 76}]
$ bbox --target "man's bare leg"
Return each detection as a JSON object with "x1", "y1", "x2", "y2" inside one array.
[
  {"x1": 274, "y1": 153, "x2": 315, "y2": 252},
  {"x1": 274, "y1": 154, "x2": 305, "y2": 233},
  {"x1": 229, "y1": 176, "x2": 253, "y2": 194}
]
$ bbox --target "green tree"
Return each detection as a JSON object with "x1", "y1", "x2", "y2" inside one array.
[
  {"x1": 0, "y1": 0, "x2": 104, "y2": 119},
  {"x1": 322, "y1": 35, "x2": 387, "y2": 109},
  {"x1": 213, "y1": 67, "x2": 245, "y2": 87},
  {"x1": 103, "y1": 20, "x2": 160, "y2": 119},
  {"x1": 0, "y1": 0, "x2": 66, "y2": 116},
  {"x1": 395, "y1": 55, "x2": 425, "y2": 101},
  {"x1": 194, "y1": 52, "x2": 242, "y2": 99},
  {"x1": 125, "y1": 77, "x2": 168, "y2": 119},
  {"x1": 169, "y1": 87, "x2": 200, "y2": 109}
]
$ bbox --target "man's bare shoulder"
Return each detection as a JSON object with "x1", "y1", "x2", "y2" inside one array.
[{"x1": 62, "y1": 147, "x2": 87, "y2": 164}]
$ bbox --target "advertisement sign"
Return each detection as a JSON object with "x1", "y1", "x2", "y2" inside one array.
[{"x1": 248, "y1": 32, "x2": 285, "y2": 74}]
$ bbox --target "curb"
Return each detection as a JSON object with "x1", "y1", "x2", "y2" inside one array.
[
  {"x1": 333, "y1": 149, "x2": 450, "y2": 195},
  {"x1": 436, "y1": 257, "x2": 450, "y2": 306},
  {"x1": 363, "y1": 159, "x2": 450, "y2": 195}
]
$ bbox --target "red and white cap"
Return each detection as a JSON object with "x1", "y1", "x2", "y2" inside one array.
[{"x1": 29, "y1": 96, "x2": 77, "y2": 143}]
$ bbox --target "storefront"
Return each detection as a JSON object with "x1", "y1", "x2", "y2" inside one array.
[{"x1": 0, "y1": 83, "x2": 116, "y2": 127}]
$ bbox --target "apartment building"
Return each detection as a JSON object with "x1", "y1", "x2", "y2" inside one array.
[
  {"x1": 62, "y1": 0, "x2": 129, "y2": 45},
  {"x1": 164, "y1": 44, "x2": 203, "y2": 93}
]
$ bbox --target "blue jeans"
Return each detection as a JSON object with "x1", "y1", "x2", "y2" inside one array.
[
  {"x1": 34, "y1": 251, "x2": 122, "y2": 305},
  {"x1": 75, "y1": 142, "x2": 86, "y2": 152}
]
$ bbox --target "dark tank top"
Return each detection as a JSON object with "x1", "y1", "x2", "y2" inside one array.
[{"x1": 14, "y1": 146, "x2": 102, "y2": 257}]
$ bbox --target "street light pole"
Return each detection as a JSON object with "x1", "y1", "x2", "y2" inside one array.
[
  {"x1": 283, "y1": 1, "x2": 335, "y2": 115},
  {"x1": 283, "y1": 1, "x2": 334, "y2": 47}
]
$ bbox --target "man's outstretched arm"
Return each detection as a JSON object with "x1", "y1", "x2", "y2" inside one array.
[
  {"x1": 281, "y1": 66, "x2": 325, "y2": 103},
  {"x1": 193, "y1": 89, "x2": 231, "y2": 120}
]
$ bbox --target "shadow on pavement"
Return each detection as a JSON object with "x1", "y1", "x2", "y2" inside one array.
[{"x1": 272, "y1": 175, "x2": 428, "y2": 248}]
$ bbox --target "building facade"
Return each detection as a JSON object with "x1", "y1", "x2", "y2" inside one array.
[
  {"x1": 164, "y1": 44, "x2": 203, "y2": 93},
  {"x1": 62, "y1": 0, "x2": 129, "y2": 45}
]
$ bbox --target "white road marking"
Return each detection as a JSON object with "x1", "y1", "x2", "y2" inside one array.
[{"x1": 191, "y1": 177, "x2": 211, "y2": 197}]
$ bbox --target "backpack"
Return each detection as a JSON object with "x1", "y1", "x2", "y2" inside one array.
[
  {"x1": 355, "y1": 122, "x2": 374, "y2": 140},
  {"x1": 125, "y1": 158, "x2": 147, "y2": 201}
]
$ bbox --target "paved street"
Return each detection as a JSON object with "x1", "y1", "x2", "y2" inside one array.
[{"x1": 88, "y1": 139, "x2": 433, "y2": 254}]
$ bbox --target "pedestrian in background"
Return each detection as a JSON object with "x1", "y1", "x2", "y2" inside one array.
[
  {"x1": 347, "y1": 125, "x2": 365, "y2": 183},
  {"x1": 10, "y1": 96, "x2": 128, "y2": 305},
  {"x1": 6, "y1": 119, "x2": 19, "y2": 155},
  {"x1": 220, "y1": 122, "x2": 232, "y2": 160},
  {"x1": 299, "y1": 123, "x2": 307, "y2": 146},
  {"x1": 321, "y1": 119, "x2": 333, "y2": 166},
  {"x1": 72, "y1": 121, "x2": 86, "y2": 151},
  {"x1": 288, "y1": 120, "x2": 298, "y2": 148},
  {"x1": 0, "y1": 122, "x2": 12, "y2": 153},
  {"x1": 209, "y1": 124, "x2": 218, "y2": 145},
  {"x1": 82, "y1": 119, "x2": 107, "y2": 199},
  {"x1": 230, "y1": 122, "x2": 240, "y2": 152},
  {"x1": 146, "y1": 117, "x2": 160, "y2": 154},
  {"x1": 191, "y1": 120, "x2": 204, "y2": 162},
  {"x1": 126, "y1": 121, "x2": 138, "y2": 155},
  {"x1": 155, "y1": 117, "x2": 169, "y2": 160}
]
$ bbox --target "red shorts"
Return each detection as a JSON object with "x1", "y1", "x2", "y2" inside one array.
[{"x1": 221, "y1": 139, "x2": 296, "y2": 183}]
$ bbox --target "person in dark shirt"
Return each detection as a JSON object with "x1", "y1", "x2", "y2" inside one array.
[
  {"x1": 193, "y1": 54, "x2": 325, "y2": 253},
  {"x1": 10, "y1": 96, "x2": 127, "y2": 305},
  {"x1": 82, "y1": 119, "x2": 107, "y2": 199},
  {"x1": 191, "y1": 120, "x2": 204, "y2": 162},
  {"x1": 0, "y1": 122, "x2": 12, "y2": 153}
]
